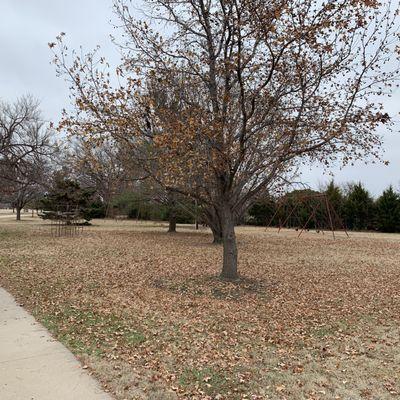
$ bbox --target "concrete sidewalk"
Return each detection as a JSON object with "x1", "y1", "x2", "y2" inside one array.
[{"x1": 0, "y1": 288, "x2": 112, "y2": 400}]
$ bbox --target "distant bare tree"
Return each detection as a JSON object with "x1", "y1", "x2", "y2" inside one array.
[
  {"x1": 0, "y1": 159, "x2": 46, "y2": 220},
  {"x1": 67, "y1": 138, "x2": 130, "y2": 216},
  {"x1": 0, "y1": 96, "x2": 52, "y2": 161},
  {"x1": 0, "y1": 97, "x2": 57, "y2": 220}
]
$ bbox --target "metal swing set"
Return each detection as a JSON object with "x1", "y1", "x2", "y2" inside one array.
[{"x1": 265, "y1": 193, "x2": 349, "y2": 238}]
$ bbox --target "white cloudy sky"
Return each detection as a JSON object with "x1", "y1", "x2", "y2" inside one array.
[{"x1": 1, "y1": 0, "x2": 399, "y2": 196}]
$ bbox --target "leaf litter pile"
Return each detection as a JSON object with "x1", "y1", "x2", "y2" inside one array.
[{"x1": 0, "y1": 219, "x2": 399, "y2": 399}]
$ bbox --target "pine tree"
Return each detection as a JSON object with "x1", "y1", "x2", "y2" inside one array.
[
  {"x1": 39, "y1": 173, "x2": 99, "y2": 221},
  {"x1": 375, "y1": 186, "x2": 400, "y2": 233},
  {"x1": 248, "y1": 197, "x2": 276, "y2": 226},
  {"x1": 324, "y1": 180, "x2": 344, "y2": 220},
  {"x1": 344, "y1": 183, "x2": 375, "y2": 231}
]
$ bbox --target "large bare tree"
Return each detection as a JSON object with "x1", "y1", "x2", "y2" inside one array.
[
  {"x1": 0, "y1": 96, "x2": 52, "y2": 162},
  {"x1": 0, "y1": 97, "x2": 56, "y2": 220},
  {"x1": 52, "y1": 0, "x2": 399, "y2": 279}
]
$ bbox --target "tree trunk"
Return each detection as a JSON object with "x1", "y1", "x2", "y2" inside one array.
[
  {"x1": 220, "y1": 205, "x2": 238, "y2": 280},
  {"x1": 168, "y1": 211, "x2": 177, "y2": 233},
  {"x1": 105, "y1": 201, "x2": 112, "y2": 218},
  {"x1": 167, "y1": 191, "x2": 177, "y2": 233},
  {"x1": 210, "y1": 223, "x2": 222, "y2": 244},
  {"x1": 203, "y1": 207, "x2": 223, "y2": 244},
  {"x1": 16, "y1": 207, "x2": 21, "y2": 221},
  {"x1": 195, "y1": 199, "x2": 199, "y2": 230}
]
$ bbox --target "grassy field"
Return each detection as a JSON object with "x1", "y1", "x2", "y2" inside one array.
[{"x1": 0, "y1": 210, "x2": 399, "y2": 399}]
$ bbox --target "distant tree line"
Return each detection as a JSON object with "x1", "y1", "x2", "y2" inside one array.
[
  {"x1": 39, "y1": 177, "x2": 400, "y2": 235},
  {"x1": 1, "y1": 99, "x2": 398, "y2": 234},
  {"x1": 247, "y1": 181, "x2": 400, "y2": 233},
  {"x1": 1, "y1": 102, "x2": 398, "y2": 235}
]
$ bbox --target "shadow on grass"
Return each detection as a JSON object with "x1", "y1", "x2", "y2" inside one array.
[{"x1": 152, "y1": 274, "x2": 279, "y2": 301}]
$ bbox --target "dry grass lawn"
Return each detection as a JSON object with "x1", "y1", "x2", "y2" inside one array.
[{"x1": 0, "y1": 210, "x2": 399, "y2": 399}]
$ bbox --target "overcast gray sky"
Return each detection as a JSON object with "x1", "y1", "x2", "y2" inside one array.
[{"x1": 1, "y1": 0, "x2": 399, "y2": 196}]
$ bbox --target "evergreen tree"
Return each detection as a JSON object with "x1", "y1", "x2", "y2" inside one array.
[
  {"x1": 248, "y1": 197, "x2": 276, "y2": 226},
  {"x1": 283, "y1": 189, "x2": 321, "y2": 229},
  {"x1": 324, "y1": 180, "x2": 344, "y2": 219},
  {"x1": 375, "y1": 186, "x2": 400, "y2": 233},
  {"x1": 39, "y1": 173, "x2": 102, "y2": 221},
  {"x1": 343, "y1": 183, "x2": 375, "y2": 230}
]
